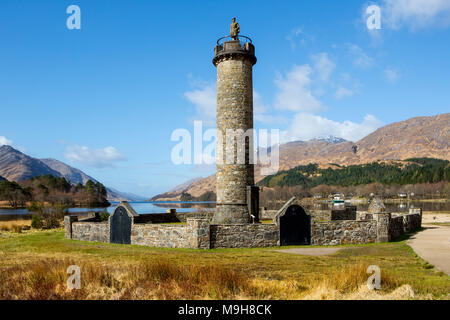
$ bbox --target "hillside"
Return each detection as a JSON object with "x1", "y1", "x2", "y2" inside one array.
[
  {"x1": 0, "y1": 145, "x2": 62, "y2": 182},
  {"x1": 258, "y1": 158, "x2": 450, "y2": 188},
  {"x1": 0, "y1": 146, "x2": 136, "y2": 201},
  {"x1": 40, "y1": 158, "x2": 133, "y2": 201},
  {"x1": 0, "y1": 174, "x2": 110, "y2": 208},
  {"x1": 151, "y1": 113, "x2": 450, "y2": 200},
  {"x1": 40, "y1": 158, "x2": 96, "y2": 185}
]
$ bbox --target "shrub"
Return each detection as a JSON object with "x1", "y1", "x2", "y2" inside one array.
[
  {"x1": 11, "y1": 225, "x2": 22, "y2": 233},
  {"x1": 99, "y1": 211, "x2": 110, "y2": 222},
  {"x1": 31, "y1": 215, "x2": 44, "y2": 229}
]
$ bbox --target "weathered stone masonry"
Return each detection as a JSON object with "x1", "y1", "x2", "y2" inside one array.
[
  {"x1": 65, "y1": 200, "x2": 422, "y2": 249},
  {"x1": 213, "y1": 39, "x2": 257, "y2": 225}
]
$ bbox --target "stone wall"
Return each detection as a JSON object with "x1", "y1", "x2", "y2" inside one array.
[
  {"x1": 130, "y1": 219, "x2": 211, "y2": 249},
  {"x1": 389, "y1": 216, "x2": 404, "y2": 240},
  {"x1": 402, "y1": 212, "x2": 422, "y2": 233},
  {"x1": 388, "y1": 212, "x2": 422, "y2": 239},
  {"x1": 64, "y1": 206, "x2": 422, "y2": 248},
  {"x1": 331, "y1": 206, "x2": 357, "y2": 220},
  {"x1": 311, "y1": 220, "x2": 377, "y2": 245},
  {"x1": 210, "y1": 224, "x2": 279, "y2": 248},
  {"x1": 259, "y1": 208, "x2": 277, "y2": 220},
  {"x1": 356, "y1": 211, "x2": 373, "y2": 221},
  {"x1": 71, "y1": 221, "x2": 109, "y2": 243},
  {"x1": 186, "y1": 219, "x2": 211, "y2": 249},
  {"x1": 131, "y1": 223, "x2": 189, "y2": 248},
  {"x1": 310, "y1": 210, "x2": 331, "y2": 221}
]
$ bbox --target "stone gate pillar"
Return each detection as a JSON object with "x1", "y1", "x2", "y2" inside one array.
[{"x1": 212, "y1": 27, "x2": 257, "y2": 224}]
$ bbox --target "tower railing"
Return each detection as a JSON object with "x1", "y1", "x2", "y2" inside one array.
[{"x1": 216, "y1": 35, "x2": 253, "y2": 47}]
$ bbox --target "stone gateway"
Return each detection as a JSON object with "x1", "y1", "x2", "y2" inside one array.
[
  {"x1": 110, "y1": 206, "x2": 133, "y2": 244},
  {"x1": 279, "y1": 205, "x2": 311, "y2": 246}
]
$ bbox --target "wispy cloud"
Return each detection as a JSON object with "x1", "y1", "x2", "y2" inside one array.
[
  {"x1": 0, "y1": 136, "x2": 12, "y2": 146},
  {"x1": 285, "y1": 27, "x2": 305, "y2": 50},
  {"x1": 348, "y1": 44, "x2": 374, "y2": 69},
  {"x1": 65, "y1": 145, "x2": 126, "y2": 168},
  {"x1": 274, "y1": 64, "x2": 323, "y2": 112},
  {"x1": 381, "y1": 0, "x2": 450, "y2": 30},
  {"x1": 282, "y1": 114, "x2": 383, "y2": 142},
  {"x1": 184, "y1": 83, "x2": 216, "y2": 126},
  {"x1": 311, "y1": 52, "x2": 336, "y2": 83},
  {"x1": 384, "y1": 68, "x2": 401, "y2": 83},
  {"x1": 335, "y1": 86, "x2": 355, "y2": 100}
]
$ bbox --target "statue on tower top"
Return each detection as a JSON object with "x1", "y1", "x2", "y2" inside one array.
[{"x1": 230, "y1": 17, "x2": 240, "y2": 40}]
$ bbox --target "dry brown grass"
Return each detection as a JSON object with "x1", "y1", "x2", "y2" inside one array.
[
  {"x1": 0, "y1": 258, "x2": 251, "y2": 300},
  {"x1": 0, "y1": 259, "x2": 417, "y2": 300},
  {"x1": 0, "y1": 220, "x2": 31, "y2": 233}
]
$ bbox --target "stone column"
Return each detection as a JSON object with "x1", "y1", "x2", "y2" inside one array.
[
  {"x1": 187, "y1": 218, "x2": 210, "y2": 249},
  {"x1": 212, "y1": 39, "x2": 257, "y2": 224},
  {"x1": 373, "y1": 212, "x2": 391, "y2": 242},
  {"x1": 64, "y1": 215, "x2": 78, "y2": 239}
]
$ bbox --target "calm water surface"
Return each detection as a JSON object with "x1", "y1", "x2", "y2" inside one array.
[
  {"x1": 0, "y1": 200, "x2": 448, "y2": 221},
  {"x1": 0, "y1": 201, "x2": 215, "y2": 220}
]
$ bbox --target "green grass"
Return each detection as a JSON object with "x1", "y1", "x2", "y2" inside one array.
[{"x1": 0, "y1": 229, "x2": 449, "y2": 299}]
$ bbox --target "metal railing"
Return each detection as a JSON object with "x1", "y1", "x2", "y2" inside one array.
[{"x1": 216, "y1": 35, "x2": 253, "y2": 46}]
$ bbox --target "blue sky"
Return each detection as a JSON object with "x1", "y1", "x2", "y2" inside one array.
[{"x1": 0, "y1": 0, "x2": 449, "y2": 197}]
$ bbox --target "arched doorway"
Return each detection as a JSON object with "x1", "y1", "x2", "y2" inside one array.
[
  {"x1": 110, "y1": 206, "x2": 132, "y2": 244},
  {"x1": 280, "y1": 205, "x2": 311, "y2": 245}
]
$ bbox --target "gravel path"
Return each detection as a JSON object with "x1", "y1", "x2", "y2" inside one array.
[{"x1": 407, "y1": 225, "x2": 450, "y2": 275}]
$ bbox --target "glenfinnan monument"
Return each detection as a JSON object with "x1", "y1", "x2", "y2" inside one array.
[{"x1": 212, "y1": 19, "x2": 259, "y2": 224}]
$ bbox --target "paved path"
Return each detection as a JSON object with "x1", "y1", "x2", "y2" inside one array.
[
  {"x1": 274, "y1": 248, "x2": 341, "y2": 256},
  {"x1": 407, "y1": 225, "x2": 450, "y2": 275}
]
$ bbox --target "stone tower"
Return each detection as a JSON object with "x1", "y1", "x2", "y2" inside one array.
[{"x1": 212, "y1": 23, "x2": 257, "y2": 224}]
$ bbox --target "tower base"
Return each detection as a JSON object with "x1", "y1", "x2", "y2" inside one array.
[{"x1": 212, "y1": 204, "x2": 251, "y2": 224}]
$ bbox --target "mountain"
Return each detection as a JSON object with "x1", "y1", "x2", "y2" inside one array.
[
  {"x1": 0, "y1": 175, "x2": 5, "y2": 181},
  {"x1": 0, "y1": 145, "x2": 62, "y2": 181},
  {"x1": 40, "y1": 158, "x2": 98, "y2": 185},
  {"x1": 151, "y1": 113, "x2": 450, "y2": 200},
  {"x1": 40, "y1": 158, "x2": 140, "y2": 201},
  {"x1": 317, "y1": 135, "x2": 347, "y2": 144},
  {"x1": 169, "y1": 177, "x2": 204, "y2": 193},
  {"x1": 106, "y1": 187, "x2": 148, "y2": 202},
  {"x1": 0, "y1": 146, "x2": 139, "y2": 201}
]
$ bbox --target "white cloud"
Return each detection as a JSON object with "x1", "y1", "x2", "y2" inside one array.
[
  {"x1": 282, "y1": 114, "x2": 383, "y2": 142},
  {"x1": 335, "y1": 87, "x2": 355, "y2": 100},
  {"x1": 384, "y1": 68, "x2": 401, "y2": 83},
  {"x1": 65, "y1": 145, "x2": 125, "y2": 168},
  {"x1": 286, "y1": 27, "x2": 305, "y2": 50},
  {"x1": 274, "y1": 64, "x2": 323, "y2": 112},
  {"x1": 0, "y1": 136, "x2": 12, "y2": 146},
  {"x1": 311, "y1": 53, "x2": 335, "y2": 82},
  {"x1": 184, "y1": 84, "x2": 216, "y2": 125},
  {"x1": 348, "y1": 44, "x2": 374, "y2": 69},
  {"x1": 381, "y1": 0, "x2": 450, "y2": 29}
]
